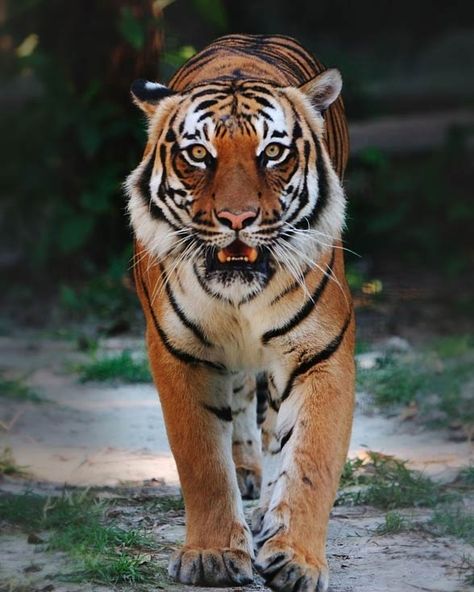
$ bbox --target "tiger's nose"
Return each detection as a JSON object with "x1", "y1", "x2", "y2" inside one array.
[{"x1": 216, "y1": 209, "x2": 258, "y2": 230}]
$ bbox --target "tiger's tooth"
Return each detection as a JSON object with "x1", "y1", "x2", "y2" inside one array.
[
  {"x1": 248, "y1": 248, "x2": 258, "y2": 263},
  {"x1": 226, "y1": 257, "x2": 231, "y2": 262},
  {"x1": 217, "y1": 250, "x2": 227, "y2": 264}
]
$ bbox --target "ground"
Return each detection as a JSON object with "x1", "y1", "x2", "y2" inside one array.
[{"x1": 0, "y1": 331, "x2": 473, "y2": 592}]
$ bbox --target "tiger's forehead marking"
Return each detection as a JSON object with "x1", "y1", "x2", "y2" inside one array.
[{"x1": 175, "y1": 82, "x2": 293, "y2": 152}]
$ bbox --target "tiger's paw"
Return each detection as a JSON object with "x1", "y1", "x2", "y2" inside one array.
[
  {"x1": 169, "y1": 546, "x2": 254, "y2": 586},
  {"x1": 236, "y1": 466, "x2": 261, "y2": 500},
  {"x1": 255, "y1": 539, "x2": 329, "y2": 592}
]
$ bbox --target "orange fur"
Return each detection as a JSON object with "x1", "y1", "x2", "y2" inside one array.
[{"x1": 128, "y1": 34, "x2": 355, "y2": 591}]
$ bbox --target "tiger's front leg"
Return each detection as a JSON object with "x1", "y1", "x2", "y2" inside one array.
[
  {"x1": 254, "y1": 320, "x2": 355, "y2": 592},
  {"x1": 146, "y1": 340, "x2": 254, "y2": 586}
]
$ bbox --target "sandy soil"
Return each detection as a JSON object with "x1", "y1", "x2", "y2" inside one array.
[{"x1": 1, "y1": 334, "x2": 473, "y2": 592}]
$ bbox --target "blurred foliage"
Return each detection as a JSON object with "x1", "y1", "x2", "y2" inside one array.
[
  {"x1": 0, "y1": 0, "x2": 472, "y2": 324},
  {"x1": 345, "y1": 128, "x2": 474, "y2": 273},
  {"x1": 76, "y1": 350, "x2": 151, "y2": 383}
]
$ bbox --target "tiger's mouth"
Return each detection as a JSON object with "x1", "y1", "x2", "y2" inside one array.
[
  {"x1": 205, "y1": 240, "x2": 270, "y2": 275},
  {"x1": 217, "y1": 240, "x2": 258, "y2": 264}
]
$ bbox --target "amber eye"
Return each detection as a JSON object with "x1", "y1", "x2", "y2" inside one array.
[
  {"x1": 264, "y1": 143, "x2": 285, "y2": 160},
  {"x1": 187, "y1": 144, "x2": 208, "y2": 162}
]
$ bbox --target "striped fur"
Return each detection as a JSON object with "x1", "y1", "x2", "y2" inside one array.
[{"x1": 127, "y1": 34, "x2": 355, "y2": 592}]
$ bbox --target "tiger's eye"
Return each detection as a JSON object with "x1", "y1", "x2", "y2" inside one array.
[
  {"x1": 264, "y1": 143, "x2": 284, "y2": 160},
  {"x1": 188, "y1": 144, "x2": 208, "y2": 162}
]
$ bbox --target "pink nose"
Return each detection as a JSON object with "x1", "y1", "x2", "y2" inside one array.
[{"x1": 216, "y1": 209, "x2": 258, "y2": 230}]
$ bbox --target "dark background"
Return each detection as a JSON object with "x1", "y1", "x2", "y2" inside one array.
[{"x1": 1, "y1": 0, "x2": 473, "y2": 339}]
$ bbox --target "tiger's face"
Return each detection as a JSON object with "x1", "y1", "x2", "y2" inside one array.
[{"x1": 127, "y1": 71, "x2": 346, "y2": 302}]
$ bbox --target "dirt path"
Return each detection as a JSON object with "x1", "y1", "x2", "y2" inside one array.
[
  {"x1": 0, "y1": 336, "x2": 471, "y2": 486},
  {"x1": 1, "y1": 334, "x2": 473, "y2": 592}
]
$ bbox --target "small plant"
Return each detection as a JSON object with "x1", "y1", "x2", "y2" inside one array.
[
  {"x1": 76, "y1": 350, "x2": 152, "y2": 383},
  {"x1": 339, "y1": 451, "x2": 445, "y2": 509},
  {"x1": 0, "y1": 447, "x2": 28, "y2": 477},
  {"x1": 339, "y1": 456, "x2": 366, "y2": 488},
  {"x1": 0, "y1": 374, "x2": 42, "y2": 403},
  {"x1": 376, "y1": 511, "x2": 411, "y2": 535},
  {"x1": 429, "y1": 505, "x2": 474, "y2": 545},
  {"x1": 148, "y1": 495, "x2": 185, "y2": 513},
  {"x1": 458, "y1": 555, "x2": 474, "y2": 586},
  {"x1": 457, "y1": 464, "x2": 474, "y2": 488}
]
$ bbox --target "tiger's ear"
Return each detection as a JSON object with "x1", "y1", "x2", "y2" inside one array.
[
  {"x1": 299, "y1": 69, "x2": 342, "y2": 112},
  {"x1": 130, "y1": 79, "x2": 176, "y2": 117}
]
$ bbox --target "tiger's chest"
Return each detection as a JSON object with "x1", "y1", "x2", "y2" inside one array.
[{"x1": 161, "y1": 264, "x2": 289, "y2": 372}]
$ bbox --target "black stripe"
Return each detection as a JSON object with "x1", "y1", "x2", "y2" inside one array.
[
  {"x1": 137, "y1": 148, "x2": 156, "y2": 203},
  {"x1": 281, "y1": 311, "x2": 352, "y2": 402},
  {"x1": 262, "y1": 249, "x2": 335, "y2": 344},
  {"x1": 194, "y1": 98, "x2": 219, "y2": 111},
  {"x1": 269, "y1": 265, "x2": 311, "y2": 305},
  {"x1": 307, "y1": 134, "x2": 330, "y2": 227},
  {"x1": 163, "y1": 271, "x2": 212, "y2": 347},
  {"x1": 141, "y1": 279, "x2": 225, "y2": 372},
  {"x1": 280, "y1": 428, "x2": 293, "y2": 450},
  {"x1": 203, "y1": 403, "x2": 232, "y2": 422},
  {"x1": 271, "y1": 427, "x2": 294, "y2": 455}
]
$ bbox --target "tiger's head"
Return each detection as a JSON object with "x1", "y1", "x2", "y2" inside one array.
[{"x1": 126, "y1": 71, "x2": 346, "y2": 302}]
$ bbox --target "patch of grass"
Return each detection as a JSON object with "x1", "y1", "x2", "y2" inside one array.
[
  {"x1": 149, "y1": 495, "x2": 184, "y2": 513},
  {"x1": 356, "y1": 336, "x2": 474, "y2": 427},
  {"x1": 357, "y1": 353, "x2": 425, "y2": 406},
  {"x1": 431, "y1": 334, "x2": 474, "y2": 359},
  {"x1": 429, "y1": 505, "x2": 474, "y2": 545},
  {"x1": 457, "y1": 464, "x2": 474, "y2": 488},
  {"x1": 0, "y1": 491, "x2": 166, "y2": 586},
  {"x1": 76, "y1": 552, "x2": 166, "y2": 586},
  {"x1": 339, "y1": 451, "x2": 446, "y2": 509},
  {"x1": 0, "y1": 447, "x2": 28, "y2": 477},
  {"x1": 459, "y1": 555, "x2": 474, "y2": 586},
  {"x1": 76, "y1": 350, "x2": 152, "y2": 383},
  {"x1": 0, "y1": 374, "x2": 42, "y2": 402},
  {"x1": 376, "y1": 511, "x2": 411, "y2": 535},
  {"x1": 339, "y1": 456, "x2": 366, "y2": 488}
]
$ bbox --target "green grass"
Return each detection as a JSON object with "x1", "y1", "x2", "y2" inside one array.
[
  {"x1": 457, "y1": 464, "x2": 474, "y2": 487},
  {"x1": 0, "y1": 447, "x2": 28, "y2": 477},
  {"x1": 0, "y1": 374, "x2": 42, "y2": 402},
  {"x1": 356, "y1": 336, "x2": 474, "y2": 427},
  {"x1": 429, "y1": 505, "x2": 474, "y2": 545},
  {"x1": 339, "y1": 456, "x2": 365, "y2": 488},
  {"x1": 147, "y1": 495, "x2": 185, "y2": 513},
  {"x1": 76, "y1": 350, "x2": 152, "y2": 383},
  {"x1": 376, "y1": 511, "x2": 412, "y2": 535},
  {"x1": 459, "y1": 555, "x2": 474, "y2": 586},
  {"x1": 339, "y1": 451, "x2": 447, "y2": 509},
  {"x1": 0, "y1": 491, "x2": 167, "y2": 586},
  {"x1": 431, "y1": 334, "x2": 474, "y2": 359}
]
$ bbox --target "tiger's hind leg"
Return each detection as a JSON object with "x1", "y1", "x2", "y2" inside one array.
[{"x1": 231, "y1": 373, "x2": 263, "y2": 500}]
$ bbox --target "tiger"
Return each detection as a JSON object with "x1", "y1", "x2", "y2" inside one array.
[{"x1": 126, "y1": 34, "x2": 355, "y2": 592}]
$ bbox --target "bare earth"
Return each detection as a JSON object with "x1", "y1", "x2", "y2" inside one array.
[{"x1": 0, "y1": 335, "x2": 473, "y2": 592}]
